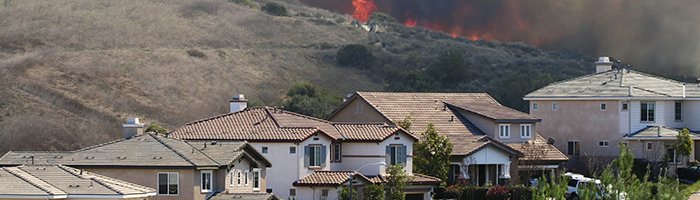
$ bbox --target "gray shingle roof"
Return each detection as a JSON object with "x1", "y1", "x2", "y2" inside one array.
[
  {"x1": 525, "y1": 70, "x2": 700, "y2": 99},
  {"x1": 625, "y1": 126, "x2": 700, "y2": 138},
  {"x1": 444, "y1": 101, "x2": 541, "y2": 122},
  {"x1": 0, "y1": 165, "x2": 155, "y2": 198}
]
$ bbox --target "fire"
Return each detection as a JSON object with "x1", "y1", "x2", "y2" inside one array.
[
  {"x1": 404, "y1": 11, "x2": 417, "y2": 27},
  {"x1": 351, "y1": 0, "x2": 377, "y2": 22}
]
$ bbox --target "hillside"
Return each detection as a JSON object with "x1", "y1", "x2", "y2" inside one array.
[{"x1": 0, "y1": 0, "x2": 594, "y2": 153}]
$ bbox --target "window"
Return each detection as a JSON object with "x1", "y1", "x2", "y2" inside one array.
[
  {"x1": 641, "y1": 102, "x2": 655, "y2": 122},
  {"x1": 201, "y1": 170, "x2": 212, "y2": 193},
  {"x1": 499, "y1": 124, "x2": 510, "y2": 138},
  {"x1": 158, "y1": 172, "x2": 179, "y2": 195},
  {"x1": 244, "y1": 170, "x2": 249, "y2": 186},
  {"x1": 532, "y1": 102, "x2": 539, "y2": 110},
  {"x1": 237, "y1": 171, "x2": 242, "y2": 186},
  {"x1": 552, "y1": 102, "x2": 558, "y2": 110},
  {"x1": 675, "y1": 101, "x2": 683, "y2": 121},
  {"x1": 600, "y1": 102, "x2": 607, "y2": 111},
  {"x1": 567, "y1": 141, "x2": 580, "y2": 155},
  {"x1": 289, "y1": 146, "x2": 296, "y2": 154},
  {"x1": 262, "y1": 146, "x2": 268, "y2": 154},
  {"x1": 331, "y1": 143, "x2": 341, "y2": 162},
  {"x1": 253, "y1": 169, "x2": 260, "y2": 191},
  {"x1": 646, "y1": 142, "x2": 653, "y2": 151},
  {"x1": 668, "y1": 147, "x2": 682, "y2": 164},
  {"x1": 598, "y1": 140, "x2": 610, "y2": 147},
  {"x1": 290, "y1": 189, "x2": 296, "y2": 197},
  {"x1": 322, "y1": 189, "x2": 329, "y2": 197},
  {"x1": 230, "y1": 170, "x2": 235, "y2": 186},
  {"x1": 520, "y1": 124, "x2": 531, "y2": 138},
  {"x1": 622, "y1": 102, "x2": 628, "y2": 111},
  {"x1": 355, "y1": 102, "x2": 363, "y2": 114},
  {"x1": 305, "y1": 145, "x2": 326, "y2": 168},
  {"x1": 386, "y1": 145, "x2": 407, "y2": 165}
]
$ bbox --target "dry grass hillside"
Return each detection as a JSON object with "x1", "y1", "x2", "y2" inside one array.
[{"x1": 0, "y1": 0, "x2": 383, "y2": 153}]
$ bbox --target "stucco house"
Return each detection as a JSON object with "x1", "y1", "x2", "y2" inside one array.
[
  {"x1": 325, "y1": 92, "x2": 568, "y2": 185},
  {"x1": 166, "y1": 96, "x2": 440, "y2": 200},
  {"x1": 0, "y1": 121, "x2": 276, "y2": 200},
  {"x1": 524, "y1": 57, "x2": 700, "y2": 172},
  {"x1": 0, "y1": 164, "x2": 156, "y2": 199}
]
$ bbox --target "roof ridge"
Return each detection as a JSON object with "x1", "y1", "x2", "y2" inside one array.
[
  {"x1": 59, "y1": 165, "x2": 152, "y2": 194},
  {"x1": 73, "y1": 137, "x2": 129, "y2": 152},
  {"x1": 168, "y1": 107, "x2": 266, "y2": 135},
  {"x1": 631, "y1": 86, "x2": 672, "y2": 97},
  {"x1": 5, "y1": 166, "x2": 65, "y2": 195},
  {"x1": 56, "y1": 165, "x2": 123, "y2": 195},
  {"x1": 181, "y1": 138, "x2": 222, "y2": 166},
  {"x1": 276, "y1": 107, "x2": 334, "y2": 124},
  {"x1": 149, "y1": 134, "x2": 198, "y2": 167},
  {"x1": 628, "y1": 70, "x2": 689, "y2": 85},
  {"x1": 264, "y1": 107, "x2": 283, "y2": 128}
]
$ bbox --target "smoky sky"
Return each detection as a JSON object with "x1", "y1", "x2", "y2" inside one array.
[{"x1": 298, "y1": 0, "x2": 700, "y2": 75}]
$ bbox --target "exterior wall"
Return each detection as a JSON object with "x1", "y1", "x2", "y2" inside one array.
[
  {"x1": 81, "y1": 168, "x2": 197, "y2": 200},
  {"x1": 296, "y1": 186, "x2": 339, "y2": 200},
  {"x1": 457, "y1": 110, "x2": 496, "y2": 137},
  {"x1": 341, "y1": 132, "x2": 415, "y2": 175},
  {"x1": 327, "y1": 98, "x2": 388, "y2": 123},
  {"x1": 684, "y1": 101, "x2": 700, "y2": 130},
  {"x1": 224, "y1": 157, "x2": 265, "y2": 193},
  {"x1": 530, "y1": 100, "x2": 621, "y2": 156}
]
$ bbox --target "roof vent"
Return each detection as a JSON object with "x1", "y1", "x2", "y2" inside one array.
[{"x1": 595, "y1": 57, "x2": 613, "y2": 73}]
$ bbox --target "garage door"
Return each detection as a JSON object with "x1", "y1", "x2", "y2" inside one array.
[{"x1": 405, "y1": 193, "x2": 423, "y2": 200}]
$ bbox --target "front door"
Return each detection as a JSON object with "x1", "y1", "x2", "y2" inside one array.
[{"x1": 478, "y1": 165, "x2": 486, "y2": 186}]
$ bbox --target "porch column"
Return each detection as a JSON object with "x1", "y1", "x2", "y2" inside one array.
[{"x1": 499, "y1": 162, "x2": 511, "y2": 179}]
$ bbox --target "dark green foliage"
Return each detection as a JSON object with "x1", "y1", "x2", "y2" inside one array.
[
  {"x1": 392, "y1": 114, "x2": 414, "y2": 132},
  {"x1": 337, "y1": 44, "x2": 375, "y2": 69},
  {"x1": 368, "y1": 12, "x2": 397, "y2": 23},
  {"x1": 384, "y1": 164, "x2": 412, "y2": 200},
  {"x1": 186, "y1": 49, "x2": 206, "y2": 58},
  {"x1": 246, "y1": 98, "x2": 265, "y2": 108},
  {"x1": 228, "y1": 0, "x2": 256, "y2": 8},
  {"x1": 363, "y1": 184, "x2": 384, "y2": 200},
  {"x1": 413, "y1": 123, "x2": 453, "y2": 185},
  {"x1": 427, "y1": 47, "x2": 468, "y2": 86},
  {"x1": 261, "y1": 3, "x2": 290, "y2": 17},
  {"x1": 487, "y1": 69, "x2": 555, "y2": 112},
  {"x1": 338, "y1": 186, "x2": 356, "y2": 200},
  {"x1": 277, "y1": 82, "x2": 343, "y2": 119},
  {"x1": 145, "y1": 124, "x2": 168, "y2": 134}
]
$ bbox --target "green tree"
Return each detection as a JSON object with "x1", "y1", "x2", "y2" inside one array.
[
  {"x1": 413, "y1": 123, "x2": 453, "y2": 185},
  {"x1": 338, "y1": 186, "x2": 356, "y2": 200},
  {"x1": 532, "y1": 175, "x2": 569, "y2": 200},
  {"x1": 426, "y1": 47, "x2": 468, "y2": 86},
  {"x1": 277, "y1": 82, "x2": 343, "y2": 118},
  {"x1": 364, "y1": 184, "x2": 385, "y2": 200},
  {"x1": 672, "y1": 128, "x2": 693, "y2": 173},
  {"x1": 261, "y1": 3, "x2": 289, "y2": 16},
  {"x1": 384, "y1": 164, "x2": 413, "y2": 200},
  {"x1": 393, "y1": 114, "x2": 414, "y2": 132},
  {"x1": 145, "y1": 124, "x2": 168, "y2": 134},
  {"x1": 337, "y1": 44, "x2": 375, "y2": 69}
]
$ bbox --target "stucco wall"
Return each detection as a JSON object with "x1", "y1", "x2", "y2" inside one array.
[
  {"x1": 81, "y1": 168, "x2": 198, "y2": 200},
  {"x1": 327, "y1": 98, "x2": 389, "y2": 123},
  {"x1": 341, "y1": 131, "x2": 415, "y2": 175}
]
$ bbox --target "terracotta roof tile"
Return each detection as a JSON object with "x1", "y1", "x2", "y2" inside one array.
[
  {"x1": 505, "y1": 134, "x2": 568, "y2": 161},
  {"x1": 449, "y1": 135, "x2": 524, "y2": 157},
  {"x1": 210, "y1": 193, "x2": 281, "y2": 200},
  {"x1": 293, "y1": 171, "x2": 372, "y2": 187}
]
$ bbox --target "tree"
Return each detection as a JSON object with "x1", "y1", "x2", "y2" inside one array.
[
  {"x1": 392, "y1": 114, "x2": 414, "y2": 132},
  {"x1": 145, "y1": 124, "x2": 168, "y2": 134},
  {"x1": 277, "y1": 82, "x2": 343, "y2": 118},
  {"x1": 363, "y1": 184, "x2": 384, "y2": 200},
  {"x1": 672, "y1": 128, "x2": 693, "y2": 174},
  {"x1": 426, "y1": 47, "x2": 468, "y2": 86},
  {"x1": 337, "y1": 44, "x2": 375, "y2": 69},
  {"x1": 338, "y1": 186, "x2": 356, "y2": 200},
  {"x1": 261, "y1": 3, "x2": 289, "y2": 16},
  {"x1": 413, "y1": 123, "x2": 453, "y2": 185},
  {"x1": 384, "y1": 164, "x2": 413, "y2": 200}
]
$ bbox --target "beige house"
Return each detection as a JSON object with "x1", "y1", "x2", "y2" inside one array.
[
  {"x1": 0, "y1": 164, "x2": 156, "y2": 199},
  {"x1": 0, "y1": 126, "x2": 275, "y2": 200},
  {"x1": 524, "y1": 57, "x2": 700, "y2": 172},
  {"x1": 326, "y1": 92, "x2": 568, "y2": 185}
]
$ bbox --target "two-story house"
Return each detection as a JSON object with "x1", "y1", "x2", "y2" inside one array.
[
  {"x1": 166, "y1": 96, "x2": 440, "y2": 200},
  {"x1": 325, "y1": 92, "x2": 568, "y2": 185},
  {"x1": 524, "y1": 57, "x2": 700, "y2": 171},
  {"x1": 0, "y1": 118, "x2": 276, "y2": 200}
]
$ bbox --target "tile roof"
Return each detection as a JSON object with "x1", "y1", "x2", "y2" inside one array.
[
  {"x1": 329, "y1": 92, "x2": 498, "y2": 136},
  {"x1": 504, "y1": 134, "x2": 569, "y2": 162},
  {"x1": 0, "y1": 164, "x2": 155, "y2": 198},
  {"x1": 524, "y1": 70, "x2": 700, "y2": 99},
  {"x1": 292, "y1": 171, "x2": 373, "y2": 187},
  {"x1": 449, "y1": 135, "x2": 524, "y2": 157},
  {"x1": 625, "y1": 126, "x2": 700, "y2": 139},
  {"x1": 210, "y1": 193, "x2": 281, "y2": 200},
  {"x1": 369, "y1": 173, "x2": 442, "y2": 185},
  {"x1": 0, "y1": 133, "x2": 271, "y2": 168},
  {"x1": 168, "y1": 107, "x2": 417, "y2": 142},
  {"x1": 444, "y1": 101, "x2": 541, "y2": 122}
]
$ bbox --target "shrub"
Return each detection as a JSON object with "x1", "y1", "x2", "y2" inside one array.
[
  {"x1": 337, "y1": 44, "x2": 375, "y2": 69},
  {"x1": 186, "y1": 49, "x2": 206, "y2": 58},
  {"x1": 363, "y1": 184, "x2": 384, "y2": 200},
  {"x1": 228, "y1": 0, "x2": 256, "y2": 8},
  {"x1": 486, "y1": 186, "x2": 510, "y2": 200},
  {"x1": 368, "y1": 12, "x2": 397, "y2": 23},
  {"x1": 261, "y1": 3, "x2": 290, "y2": 17}
]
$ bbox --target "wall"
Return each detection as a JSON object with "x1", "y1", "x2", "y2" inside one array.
[
  {"x1": 296, "y1": 186, "x2": 339, "y2": 200},
  {"x1": 530, "y1": 100, "x2": 621, "y2": 156},
  {"x1": 327, "y1": 98, "x2": 388, "y2": 123},
  {"x1": 341, "y1": 131, "x2": 415, "y2": 175},
  {"x1": 224, "y1": 157, "x2": 262, "y2": 193},
  {"x1": 81, "y1": 168, "x2": 197, "y2": 200}
]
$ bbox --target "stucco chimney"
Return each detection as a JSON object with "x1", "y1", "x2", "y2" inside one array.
[
  {"x1": 230, "y1": 94, "x2": 248, "y2": 113},
  {"x1": 123, "y1": 118, "x2": 144, "y2": 139},
  {"x1": 595, "y1": 57, "x2": 613, "y2": 73}
]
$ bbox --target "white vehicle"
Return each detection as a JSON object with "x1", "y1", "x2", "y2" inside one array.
[{"x1": 564, "y1": 173, "x2": 603, "y2": 200}]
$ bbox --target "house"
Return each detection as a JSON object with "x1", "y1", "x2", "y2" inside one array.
[
  {"x1": 524, "y1": 57, "x2": 700, "y2": 171},
  {"x1": 0, "y1": 119, "x2": 275, "y2": 200},
  {"x1": 0, "y1": 164, "x2": 156, "y2": 199},
  {"x1": 325, "y1": 92, "x2": 568, "y2": 185},
  {"x1": 166, "y1": 95, "x2": 440, "y2": 200}
]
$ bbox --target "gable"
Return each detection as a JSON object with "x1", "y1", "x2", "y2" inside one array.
[
  {"x1": 327, "y1": 97, "x2": 388, "y2": 123},
  {"x1": 467, "y1": 145, "x2": 512, "y2": 164}
]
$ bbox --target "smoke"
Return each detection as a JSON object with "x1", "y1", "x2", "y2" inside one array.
[{"x1": 297, "y1": 0, "x2": 700, "y2": 75}]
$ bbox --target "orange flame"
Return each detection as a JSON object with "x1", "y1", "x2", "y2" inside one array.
[
  {"x1": 352, "y1": 0, "x2": 377, "y2": 22},
  {"x1": 404, "y1": 11, "x2": 417, "y2": 27}
]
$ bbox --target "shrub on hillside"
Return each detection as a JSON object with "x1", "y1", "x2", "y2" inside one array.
[
  {"x1": 337, "y1": 44, "x2": 375, "y2": 69},
  {"x1": 261, "y1": 3, "x2": 290, "y2": 17},
  {"x1": 186, "y1": 49, "x2": 206, "y2": 58},
  {"x1": 228, "y1": 0, "x2": 256, "y2": 8},
  {"x1": 368, "y1": 12, "x2": 397, "y2": 23}
]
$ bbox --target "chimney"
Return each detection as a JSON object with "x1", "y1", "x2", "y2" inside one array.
[
  {"x1": 123, "y1": 118, "x2": 145, "y2": 139},
  {"x1": 229, "y1": 94, "x2": 248, "y2": 113},
  {"x1": 595, "y1": 57, "x2": 613, "y2": 73}
]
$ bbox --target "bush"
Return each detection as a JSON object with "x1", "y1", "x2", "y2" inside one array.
[
  {"x1": 368, "y1": 12, "x2": 397, "y2": 23},
  {"x1": 337, "y1": 44, "x2": 375, "y2": 69},
  {"x1": 363, "y1": 184, "x2": 384, "y2": 200},
  {"x1": 186, "y1": 49, "x2": 206, "y2": 58},
  {"x1": 486, "y1": 186, "x2": 510, "y2": 200},
  {"x1": 228, "y1": 0, "x2": 256, "y2": 8},
  {"x1": 261, "y1": 3, "x2": 290, "y2": 17}
]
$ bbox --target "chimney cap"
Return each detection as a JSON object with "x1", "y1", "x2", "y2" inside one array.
[
  {"x1": 230, "y1": 94, "x2": 248, "y2": 102},
  {"x1": 595, "y1": 57, "x2": 613, "y2": 64}
]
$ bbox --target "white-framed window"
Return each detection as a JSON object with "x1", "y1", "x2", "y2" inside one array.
[
  {"x1": 237, "y1": 170, "x2": 242, "y2": 186},
  {"x1": 355, "y1": 102, "x2": 363, "y2": 114},
  {"x1": 532, "y1": 102, "x2": 539, "y2": 110},
  {"x1": 305, "y1": 145, "x2": 326, "y2": 168},
  {"x1": 262, "y1": 146, "x2": 268, "y2": 154},
  {"x1": 244, "y1": 170, "x2": 249, "y2": 186},
  {"x1": 552, "y1": 102, "x2": 558, "y2": 110},
  {"x1": 386, "y1": 145, "x2": 407, "y2": 165},
  {"x1": 600, "y1": 102, "x2": 607, "y2": 111},
  {"x1": 668, "y1": 147, "x2": 682, "y2": 164},
  {"x1": 229, "y1": 170, "x2": 235, "y2": 186},
  {"x1": 252, "y1": 169, "x2": 261, "y2": 191},
  {"x1": 289, "y1": 189, "x2": 296, "y2": 197},
  {"x1": 598, "y1": 140, "x2": 610, "y2": 147},
  {"x1": 201, "y1": 170, "x2": 213, "y2": 193},
  {"x1": 157, "y1": 172, "x2": 179, "y2": 195},
  {"x1": 621, "y1": 102, "x2": 628, "y2": 111},
  {"x1": 331, "y1": 143, "x2": 341, "y2": 162},
  {"x1": 646, "y1": 142, "x2": 653, "y2": 151},
  {"x1": 499, "y1": 124, "x2": 510, "y2": 138},
  {"x1": 641, "y1": 102, "x2": 655, "y2": 122},
  {"x1": 290, "y1": 146, "x2": 296, "y2": 154},
  {"x1": 520, "y1": 124, "x2": 531, "y2": 138},
  {"x1": 675, "y1": 101, "x2": 683, "y2": 121},
  {"x1": 567, "y1": 141, "x2": 580, "y2": 155}
]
